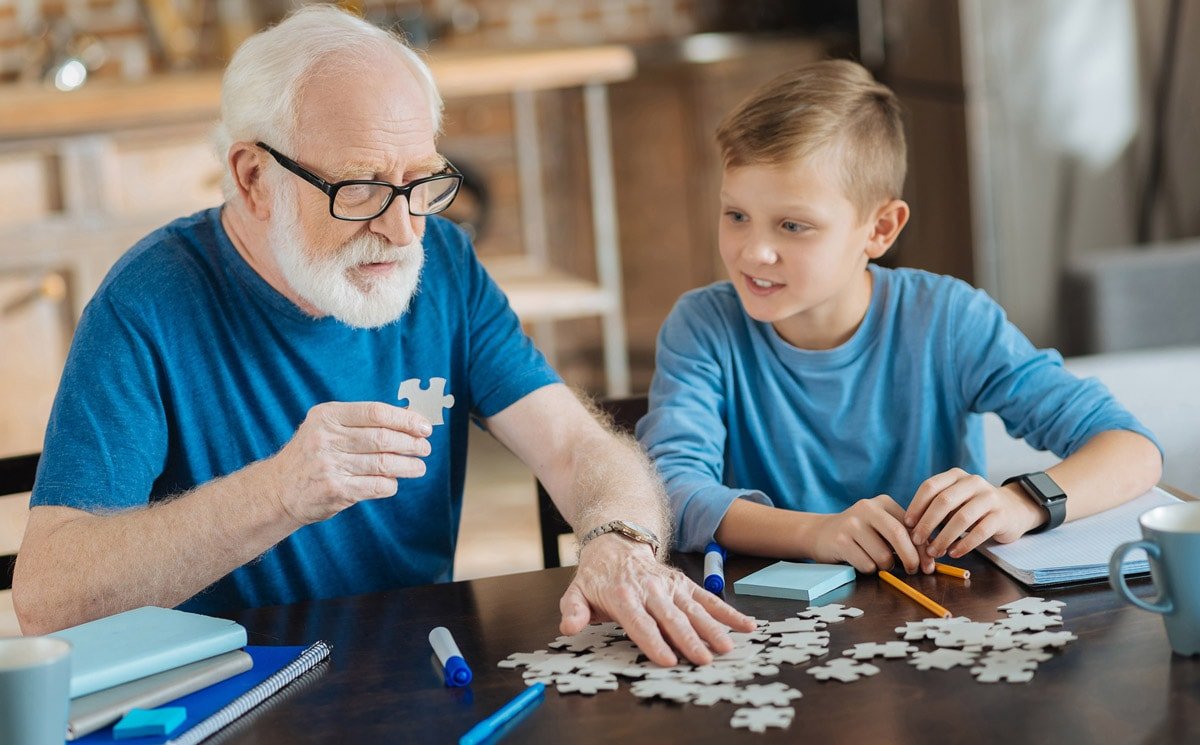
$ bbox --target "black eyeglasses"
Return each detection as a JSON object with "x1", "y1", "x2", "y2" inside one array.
[{"x1": 257, "y1": 142, "x2": 463, "y2": 221}]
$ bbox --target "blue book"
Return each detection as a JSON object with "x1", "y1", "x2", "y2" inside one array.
[
  {"x1": 51, "y1": 607, "x2": 248, "y2": 698},
  {"x1": 733, "y1": 561, "x2": 856, "y2": 601},
  {"x1": 76, "y1": 643, "x2": 330, "y2": 745}
]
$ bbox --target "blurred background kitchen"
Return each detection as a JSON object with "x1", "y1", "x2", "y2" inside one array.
[{"x1": 2, "y1": 0, "x2": 1199, "y2": 633}]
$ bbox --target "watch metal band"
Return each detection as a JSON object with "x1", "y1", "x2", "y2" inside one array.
[{"x1": 578, "y1": 520, "x2": 661, "y2": 554}]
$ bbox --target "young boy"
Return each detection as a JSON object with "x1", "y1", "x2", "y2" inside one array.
[{"x1": 637, "y1": 60, "x2": 1162, "y2": 574}]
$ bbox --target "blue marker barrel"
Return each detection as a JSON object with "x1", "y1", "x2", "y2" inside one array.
[
  {"x1": 703, "y1": 542, "x2": 726, "y2": 593},
  {"x1": 429, "y1": 626, "x2": 473, "y2": 686}
]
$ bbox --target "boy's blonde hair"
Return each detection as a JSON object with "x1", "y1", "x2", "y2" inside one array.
[{"x1": 715, "y1": 60, "x2": 906, "y2": 220}]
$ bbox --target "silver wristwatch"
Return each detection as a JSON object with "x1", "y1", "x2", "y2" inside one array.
[{"x1": 578, "y1": 520, "x2": 661, "y2": 554}]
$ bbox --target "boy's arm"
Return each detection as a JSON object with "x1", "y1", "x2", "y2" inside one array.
[
  {"x1": 909, "y1": 429, "x2": 1161, "y2": 560},
  {"x1": 906, "y1": 285, "x2": 1163, "y2": 558},
  {"x1": 636, "y1": 295, "x2": 771, "y2": 552},
  {"x1": 639, "y1": 294, "x2": 923, "y2": 572},
  {"x1": 717, "y1": 496, "x2": 925, "y2": 574}
]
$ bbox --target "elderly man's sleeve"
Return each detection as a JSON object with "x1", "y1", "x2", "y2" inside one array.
[
  {"x1": 636, "y1": 294, "x2": 770, "y2": 552},
  {"x1": 31, "y1": 293, "x2": 167, "y2": 513},
  {"x1": 451, "y1": 226, "x2": 561, "y2": 417}
]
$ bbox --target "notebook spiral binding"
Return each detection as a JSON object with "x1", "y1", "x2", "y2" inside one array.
[{"x1": 166, "y1": 641, "x2": 332, "y2": 745}]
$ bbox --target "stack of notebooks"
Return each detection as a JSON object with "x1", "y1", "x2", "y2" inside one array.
[{"x1": 47, "y1": 606, "x2": 329, "y2": 743}]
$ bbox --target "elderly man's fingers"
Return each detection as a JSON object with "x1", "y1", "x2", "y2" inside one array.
[
  {"x1": 690, "y1": 587, "x2": 757, "y2": 633},
  {"x1": 647, "y1": 593, "x2": 713, "y2": 666},
  {"x1": 340, "y1": 427, "x2": 431, "y2": 457},
  {"x1": 558, "y1": 582, "x2": 593, "y2": 636},
  {"x1": 617, "y1": 604, "x2": 678, "y2": 667},
  {"x1": 671, "y1": 592, "x2": 735, "y2": 656}
]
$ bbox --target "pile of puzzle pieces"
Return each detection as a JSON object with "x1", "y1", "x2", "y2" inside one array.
[{"x1": 497, "y1": 597, "x2": 1076, "y2": 734}]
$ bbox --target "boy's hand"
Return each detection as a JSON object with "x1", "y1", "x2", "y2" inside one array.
[
  {"x1": 806, "y1": 495, "x2": 924, "y2": 574},
  {"x1": 904, "y1": 468, "x2": 1046, "y2": 559}
]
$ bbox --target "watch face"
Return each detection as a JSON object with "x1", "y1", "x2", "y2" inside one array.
[{"x1": 1026, "y1": 472, "x2": 1066, "y2": 502}]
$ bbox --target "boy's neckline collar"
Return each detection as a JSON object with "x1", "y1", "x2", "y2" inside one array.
[{"x1": 766, "y1": 264, "x2": 886, "y2": 366}]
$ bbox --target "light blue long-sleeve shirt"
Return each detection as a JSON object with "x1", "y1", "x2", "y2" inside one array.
[{"x1": 637, "y1": 265, "x2": 1159, "y2": 552}]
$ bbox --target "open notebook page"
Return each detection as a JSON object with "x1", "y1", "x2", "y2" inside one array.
[{"x1": 979, "y1": 487, "x2": 1180, "y2": 585}]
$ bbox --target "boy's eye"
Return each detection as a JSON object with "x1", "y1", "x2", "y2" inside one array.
[
  {"x1": 725, "y1": 210, "x2": 747, "y2": 223},
  {"x1": 781, "y1": 220, "x2": 807, "y2": 233}
]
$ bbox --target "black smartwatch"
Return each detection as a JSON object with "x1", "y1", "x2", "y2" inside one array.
[{"x1": 1002, "y1": 471, "x2": 1067, "y2": 533}]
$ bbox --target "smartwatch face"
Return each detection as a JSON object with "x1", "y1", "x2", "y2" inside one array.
[{"x1": 1027, "y1": 472, "x2": 1066, "y2": 502}]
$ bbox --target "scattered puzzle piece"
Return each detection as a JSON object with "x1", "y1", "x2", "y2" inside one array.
[
  {"x1": 908, "y1": 648, "x2": 978, "y2": 671},
  {"x1": 690, "y1": 684, "x2": 742, "y2": 706},
  {"x1": 1017, "y1": 630, "x2": 1078, "y2": 649},
  {"x1": 730, "y1": 706, "x2": 795, "y2": 733},
  {"x1": 843, "y1": 641, "x2": 918, "y2": 660},
  {"x1": 993, "y1": 614, "x2": 1063, "y2": 633},
  {"x1": 731, "y1": 682, "x2": 803, "y2": 707},
  {"x1": 552, "y1": 673, "x2": 619, "y2": 695},
  {"x1": 629, "y1": 679, "x2": 705, "y2": 702},
  {"x1": 549, "y1": 623, "x2": 625, "y2": 653},
  {"x1": 396, "y1": 377, "x2": 455, "y2": 425},
  {"x1": 797, "y1": 604, "x2": 865, "y2": 623},
  {"x1": 932, "y1": 622, "x2": 995, "y2": 649},
  {"x1": 998, "y1": 597, "x2": 1066, "y2": 616},
  {"x1": 498, "y1": 650, "x2": 557, "y2": 669},
  {"x1": 761, "y1": 617, "x2": 826, "y2": 634},
  {"x1": 775, "y1": 631, "x2": 830, "y2": 649},
  {"x1": 806, "y1": 657, "x2": 881, "y2": 683},
  {"x1": 759, "y1": 646, "x2": 821, "y2": 666},
  {"x1": 970, "y1": 648, "x2": 1052, "y2": 683},
  {"x1": 970, "y1": 660, "x2": 1037, "y2": 683}
]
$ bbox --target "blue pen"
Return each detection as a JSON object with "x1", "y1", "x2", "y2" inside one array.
[
  {"x1": 704, "y1": 541, "x2": 726, "y2": 593},
  {"x1": 459, "y1": 683, "x2": 546, "y2": 745},
  {"x1": 429, "y1": 626, "x2": 473, "y2": 686}
]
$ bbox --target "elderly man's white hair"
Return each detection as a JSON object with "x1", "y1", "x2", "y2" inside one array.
[{"x1": 214, "y1": 5, "x2": 443, "y2": 199}]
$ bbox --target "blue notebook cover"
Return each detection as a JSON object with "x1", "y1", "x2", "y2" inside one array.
[
  {"x1": 733, "y1": 561, "x2": 856, "y2": 601},
  {"x1": 74, "y1": 645, "x2": 320, "y2": 745},
  {"x1": 51, "y1": 607, "x2": 248, "y2": 698}
]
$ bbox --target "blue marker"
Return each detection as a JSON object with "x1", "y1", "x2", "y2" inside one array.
[
  {"x1": 429, "y1": 626, "x2": 473, "y2": 686},
  {"x1": 459, "y1": 683, "x2": 545, "y2": 745},
  {"x1": 704, "y1": 541, "x2": 726, "y2": 593}
]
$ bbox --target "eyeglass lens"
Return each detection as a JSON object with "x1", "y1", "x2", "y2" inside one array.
[{"x1": 332, "y1": 177, "x2": 460, "y2": 219}]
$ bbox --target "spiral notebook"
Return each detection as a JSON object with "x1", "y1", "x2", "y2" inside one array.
[
  {"x1": 978, "y1": 487, "x2": 1180, "y2": 587},
  {"x1": 76, "y1": 642, "x2": 331, "y2": 745}
]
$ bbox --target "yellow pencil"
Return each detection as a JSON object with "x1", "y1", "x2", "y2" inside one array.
[
  {"x1": 934, "y1": 562, "x2": 971, "y2": 580},
  {"x1": 879, "y1": 570, "x2": 952, "y2": 618}
]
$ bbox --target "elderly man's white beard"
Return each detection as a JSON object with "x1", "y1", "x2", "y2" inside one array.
[{"x1": 267, "y1": 184, "x2": 424, "y2": 329}]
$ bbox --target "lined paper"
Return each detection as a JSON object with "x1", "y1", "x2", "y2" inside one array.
[{"x1": 979, "y1": 487, "x2": 1180, "y2": 586}]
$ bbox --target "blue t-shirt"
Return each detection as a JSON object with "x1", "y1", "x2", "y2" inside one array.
[
  {"x1": 32, "y1": 208, "x2": 560, "y2": 613},
  {"x1": 638, "y1": 265, "x2": 1160, "y2": 552}
]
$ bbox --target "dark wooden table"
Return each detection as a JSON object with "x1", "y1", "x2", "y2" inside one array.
[{"x1": 221, "y1": 552, "x2": 1200, "y2": 744}]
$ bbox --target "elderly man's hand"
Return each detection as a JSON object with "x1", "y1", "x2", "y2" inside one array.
[
  {"x1": 268, "y1": 401, "x2": 432, "y2": 526},
  {"x1": 559, "y1": 534, "x2": 757, "y2": 666}
]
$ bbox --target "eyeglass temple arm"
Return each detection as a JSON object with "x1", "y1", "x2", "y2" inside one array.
[{"x1": 256, "y1": 142, "x2": 333, "y2": 195}]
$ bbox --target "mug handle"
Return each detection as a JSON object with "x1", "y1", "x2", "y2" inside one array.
[{"x1": 1109, "y1": 539, "x2": 1174, "y2": 614}]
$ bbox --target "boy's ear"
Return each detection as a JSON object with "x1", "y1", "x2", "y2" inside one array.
[{"x1": 864, "y1": 199, "x2": 910, "y2": 260}]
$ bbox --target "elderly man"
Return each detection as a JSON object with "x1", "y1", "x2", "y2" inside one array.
[{"x1": 14, "y1": 6, "x2": 753, "y2": 665}]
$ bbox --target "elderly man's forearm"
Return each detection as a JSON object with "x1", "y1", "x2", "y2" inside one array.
[{"x1": 13, "y1": 459, "x2": 297, "y2": 634}]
